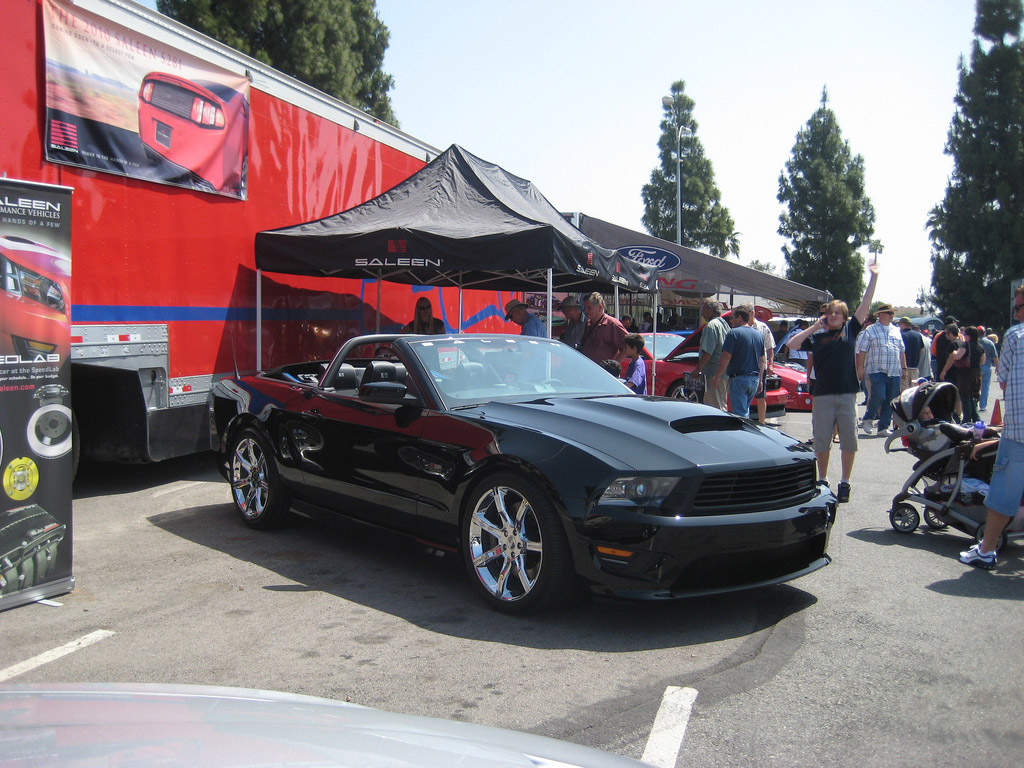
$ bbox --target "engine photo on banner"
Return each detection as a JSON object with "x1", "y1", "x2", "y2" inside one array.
[{"x1": 42, "y1": 0, "x2": 250, "y2": 199}]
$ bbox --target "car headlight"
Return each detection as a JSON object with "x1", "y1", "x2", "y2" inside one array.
[
  {"x1": 598, "y1": 476, "x2": 679, "y2": 507},
  {"x1": 45, "y1": 282, "x2": 66, "y2": 313},
  {"x1": 797, "y1": 382, "x2": 809, "y2": 394}
]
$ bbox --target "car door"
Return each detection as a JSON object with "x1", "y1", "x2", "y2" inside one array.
[{"x1": 287, "y1": 372, "x2": 428, "y2": 533}]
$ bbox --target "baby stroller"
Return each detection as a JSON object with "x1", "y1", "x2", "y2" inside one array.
[{"x1": 883, "y1": 380, "x2": 1024, "y2": 549}]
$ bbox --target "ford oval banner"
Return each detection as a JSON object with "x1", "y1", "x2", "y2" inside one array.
[
  {"x1": 617, "y1": 244, "x2": 682, "y2": 273},
  {"x1": 43, "y1": 0, "x2": 250, "y2": 199}
]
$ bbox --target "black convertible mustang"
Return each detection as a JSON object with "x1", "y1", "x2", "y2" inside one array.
[{"x1": 213, "y1": 334, "x2": 836, "y2": 614}]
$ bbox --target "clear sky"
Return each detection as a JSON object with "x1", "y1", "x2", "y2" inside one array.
[
  {"x1": 138, "y1": 0, "x2": 980, "y2": 307},
  {"x1": 373, "y1": 0, "x2": 979, "y2": 307}
]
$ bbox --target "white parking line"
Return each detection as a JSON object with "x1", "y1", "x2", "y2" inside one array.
[
  {"x1": 0, "y1": 630, "x2": 115, "y2": 682},
  {"x1": 641, "y1": 686, "x2": 698, "y2": 767}
]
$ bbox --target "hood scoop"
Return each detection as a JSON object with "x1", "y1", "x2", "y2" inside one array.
[{"x1": 670, "y1": 414, "x2": 746, "y2": 434}]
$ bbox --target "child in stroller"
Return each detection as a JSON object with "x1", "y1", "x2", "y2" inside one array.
[{"x1": 883, "y1": 380, "x2": 1024, "y2": 550}]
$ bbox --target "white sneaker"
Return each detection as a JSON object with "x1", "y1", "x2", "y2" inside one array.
[{"x1": 861, "y1": 419, "x2": 874, "y2": 435}]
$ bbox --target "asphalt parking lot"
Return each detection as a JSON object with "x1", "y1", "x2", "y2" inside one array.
[{"x1": 2, "y1": 409, "x2": 1022, "y2": 767}]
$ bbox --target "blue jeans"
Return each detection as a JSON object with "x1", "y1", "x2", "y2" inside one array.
[
  {"x1": 980, "y1": 364, "x2": 993, "y2": 410},
  {"x1": 867, "y1": 372, "x2": 901, "y2": 430},
  {"x1": 728, "y1": 374, "x2": 759, "y2": 418}
]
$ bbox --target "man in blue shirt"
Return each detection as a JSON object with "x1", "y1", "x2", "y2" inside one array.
[
  {"x1": 505, "y1": 298, "x2": 546, "y2": 338},
  {"x1": 711, "y1": 306, "x2": 764, "y2": 419},
  {"x1": 960, "y1": 288, "x2": 1024, "y2": 569},
  {"x1": 898, "y1": 316, "x2": 926, "y2": 386}
]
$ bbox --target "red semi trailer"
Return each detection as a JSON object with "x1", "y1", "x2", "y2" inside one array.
[{"x1": 2, "y1": 0, "x2": 514, "y2": 467}]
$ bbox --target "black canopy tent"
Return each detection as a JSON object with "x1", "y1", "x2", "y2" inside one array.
[{"x1": 254, "y1": 145, "x2": 655, "y2": 360}]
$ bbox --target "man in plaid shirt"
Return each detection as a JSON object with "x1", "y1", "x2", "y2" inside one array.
[
  {"x1": 960, "y1": 286, "x2": 1024, "y2": 569},
  {"x1": 855, "y1": 303, "x2": 906, "y2": 435}
]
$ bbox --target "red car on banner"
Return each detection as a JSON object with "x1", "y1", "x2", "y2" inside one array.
[
  {"x1": 138, "y1": 73, "x2": 250, "y2": 196},
  {"x1": 0, "y1": 235, "x2": 71, "y2": 364}
]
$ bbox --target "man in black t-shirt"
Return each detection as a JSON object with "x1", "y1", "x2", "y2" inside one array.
[{"x1": 786, "y1": 263, "x2": 879, "y2": 503}]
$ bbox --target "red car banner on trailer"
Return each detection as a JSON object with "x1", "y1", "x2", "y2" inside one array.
[
  {"x1": 0, "y1": 177, "x2": 75, "y2": 612},
  {"x1": 42, "y1": 0, "x2": 250, "y2": 199}
]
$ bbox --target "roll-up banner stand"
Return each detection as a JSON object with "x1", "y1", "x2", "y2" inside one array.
[{"x1": 0, "y1": 177, "x2": 75, "y2": 612}]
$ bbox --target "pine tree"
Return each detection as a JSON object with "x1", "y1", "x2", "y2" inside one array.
[
  {"x1": 777, "y1": 89, "x2": 876, "y2": 306},
  {"x1": 928, "y1": 0, "x2": 1024, "y2": 332},
  {"x1": 157, "y1": 0, "x2": 397, "y2": 124},
  {"x1": 641, "y1": 81, "x2": 738, "y2": 258}
]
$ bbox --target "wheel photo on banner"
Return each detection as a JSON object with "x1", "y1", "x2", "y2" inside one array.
[{"x1": 0, "y1": 177, "x2": 75, "y2": 612}]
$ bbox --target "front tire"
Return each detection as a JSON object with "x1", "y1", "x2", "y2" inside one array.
[
  {"x1": 667, "y1": 380, "x2": 698, "y2": 402},
  {"x1": 229, "y1": 427, "x2": 290, "y2": 529},
  {"x1": 890, "y1": 503, "x2": 920, "y2": 533},
  {"x1": 461, "y1": 471, "x2": 574, "y2": 615}
]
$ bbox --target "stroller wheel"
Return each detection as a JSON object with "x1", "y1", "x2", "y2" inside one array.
[
  {"x1": 974, "y1": 523, "x2": 1007, "y2": 552},
  {"x1": 890, "y1": 503, "x2": 920, "y2": 533},
  {"x1": 924, "y1": 508, "x2": 949, "y2": 530}
]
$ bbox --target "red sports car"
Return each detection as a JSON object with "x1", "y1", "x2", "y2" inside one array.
[
  {"x1": 774, "y1": 362, "x2": 813, "y2": 411},
  {"x1": 138, "y1": 72, "x2": 249, "y2": 196},
  {"x1": 635, "y1": 329, "x2": 789, "y2": 417},
  {"x1": 0, "y1": 234, "x2": 71, "y2": 364}
]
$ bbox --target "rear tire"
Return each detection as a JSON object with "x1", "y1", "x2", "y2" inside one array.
[
  {"x1": 974, "y1": 523, "x2": 1007, "y2": 552},
  {"x1": 461, "y1": 471, "x2": 574, "y2": 615},
  {"x1": 229, "y1": 427, "x2": 290, "y2": 529},
  {"x1": 924, "y1": 508, "x2": 949, "y2": 530}
]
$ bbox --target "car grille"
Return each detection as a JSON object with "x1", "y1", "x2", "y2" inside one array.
[
  {"x1": 674, "y1": 462, "x2": 818, "y2": 515},
  {"x1": 150, "y1": 82, "x2": 197, "y2": 119},
  {"x1": 672, "y1": 534, "x2": 828, "y2": 592}
]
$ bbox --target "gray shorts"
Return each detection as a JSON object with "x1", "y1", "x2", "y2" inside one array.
[{"x1": 812, "y1": 392, "x2": 859, "y2": 453}]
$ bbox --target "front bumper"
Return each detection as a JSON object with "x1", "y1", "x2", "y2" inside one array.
[{"x1": 575, "y1": 486, "x2": 836, "y2": 599}]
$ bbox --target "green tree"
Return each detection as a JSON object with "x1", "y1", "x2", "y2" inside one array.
[
  {"x1": 157, "y1": 0, "x2": 397, "y2": 124},
  {"x1": 928, "y1": 0, "x2": 1024, "y2": 332},
  {"x1": 777, "y1": 89, "x2": 876, "y2": 305},
  {"x1": 641, "y1": 81, "x2": 739, "y2": 258},
  {"x1": 748, "y1": 259, "x2": 779, "y2": 276}
]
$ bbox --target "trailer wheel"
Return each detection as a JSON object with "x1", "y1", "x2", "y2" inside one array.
[
  {"x1": 229, "y1": 427, "x2": 290, "y2": 529},
  {"x1": 889, "y1": 503, "x2": 920, "y2": 533},
  {"x1": 923, "y1": 508, "x2": 949, "y2": 530}
]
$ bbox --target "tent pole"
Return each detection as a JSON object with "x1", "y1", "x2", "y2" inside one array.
[
  {"x1": 458, "y1": 278, "x2": 464, "y2": 333},
  {"x1": 651, "y1": 291, "x2": 657, "y2": 393},
  {"x1": 376, "y1": 271, "x2": 382, "y2": 333},
  {"x1": 256, "y1": 269, "x2": 262, "y2": 370},
  {"x1": 546, "y1": 269, "x2": 553, "y2": 338}
]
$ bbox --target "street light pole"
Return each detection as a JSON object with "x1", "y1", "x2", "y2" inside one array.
[{"x1": 661, "y1": 95, "x2": 691, "y2": 246}]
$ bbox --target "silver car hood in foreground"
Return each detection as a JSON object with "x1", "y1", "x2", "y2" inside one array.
[{"x1": 0, "y1": 683, "x2": 653, "y2": 768}]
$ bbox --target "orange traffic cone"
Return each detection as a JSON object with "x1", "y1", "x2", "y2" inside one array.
[{"x1": 990, "y1": 399, "x2": 1003, "y2": 427}]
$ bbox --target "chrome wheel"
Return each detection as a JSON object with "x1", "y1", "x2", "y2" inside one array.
[
  {"x1": 462, "y1": 472, "x2": 573, "y2": 614},
  {"x1": 468, "y1": 484, "x2": 544, "y2": 601},
  {"x1": 230, "y1": 428, "x2": 288, "y2": 529},
  {"x1": 667, "y1": 381, "x2": 699, "y2": 402}
]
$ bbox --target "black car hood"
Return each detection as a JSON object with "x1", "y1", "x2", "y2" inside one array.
[{"x1": 468, "y1": 395, "x2": 808, "y2": 474}]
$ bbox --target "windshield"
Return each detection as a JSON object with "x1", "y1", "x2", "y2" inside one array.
[
  {"x1": 407, "y1": 335, "x2": 631, "y2": 407},
  {"x1": 641, "y1": 333, "x2": 686, "y2": 360}
]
